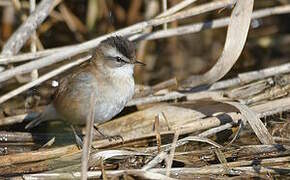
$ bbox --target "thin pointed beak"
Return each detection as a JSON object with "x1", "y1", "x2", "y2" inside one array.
[{"x1": 134, "y1": 60, "x2": 146, "y2": 66}]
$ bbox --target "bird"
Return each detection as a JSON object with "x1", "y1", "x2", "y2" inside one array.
[{"x1": 25, "y1": 36, "x2": 144, "y2": 132}]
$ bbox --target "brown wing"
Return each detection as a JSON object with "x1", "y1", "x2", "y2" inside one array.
[{"x1": 53, "y1": 62, "x2": 91, "y2": 101}]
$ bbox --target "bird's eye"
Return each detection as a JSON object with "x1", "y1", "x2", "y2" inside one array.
[{"x1": 116, "y1": 57, "x2": 123, "y2": 62}]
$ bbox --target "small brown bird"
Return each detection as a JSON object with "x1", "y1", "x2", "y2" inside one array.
[{"x1": 26, "y1": 36, "x2": 144, "y2": 129}]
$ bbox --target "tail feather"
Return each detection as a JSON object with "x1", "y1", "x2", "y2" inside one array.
[
  {"x1": 25, "y1": 114, "x2": 45, "y2": 129},
  {"x1": 25, "y1": 104, "x2": 59, "y2": 130}
]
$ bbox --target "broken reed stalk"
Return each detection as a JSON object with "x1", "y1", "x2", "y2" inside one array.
[
  {"x1": 154, "y1": 114, "x2": 162, "y2": 153},
  {"x1": 166, "y1": 128, "x2": 179, "y2": 177}
]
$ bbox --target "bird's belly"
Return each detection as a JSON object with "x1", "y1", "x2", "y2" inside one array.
[
  {"x1": 56, "y1": 75, "x2": 134, "y2": 125},
  {"x1": 93, "y1": 99, "x2": 126, "y2": 123},
  {"x1": 93, "y1": 81, "x2": 134, "y2": 123},
  {"x1": 62, "y1": 90, "x2": 133, "y2": 125}
]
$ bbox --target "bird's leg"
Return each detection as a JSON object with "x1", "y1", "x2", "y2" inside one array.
[
  {"x1": 70, "y1": 125, "x2": 83, "y2": 149},
  {"x1": 93, "y1": 124, "x2": 124, "y2": 142}
]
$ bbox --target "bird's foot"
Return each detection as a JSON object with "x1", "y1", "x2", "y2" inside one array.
[
  {"x1": 70, "y1": 125, "x2": 83, "y2": 149},
  {"x1": 107, "y1": 134, "x2": 124, "y2": 142},
  {"x1": 93, "y1": 125, "x2": 124, "y2": 143},
  {"x1": 74, "y1": 133, "x2": 83, "y2": 149}
]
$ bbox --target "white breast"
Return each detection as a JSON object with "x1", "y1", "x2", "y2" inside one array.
[{"x1": 93, "y1": 66, "x2": 135, "y2": 123}]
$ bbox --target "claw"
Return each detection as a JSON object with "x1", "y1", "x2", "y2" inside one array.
[
  {"x1": 107, "y1": 135, "x2": 124, "y2": 143},
  {"x1": 94, "y1": 125, "x2": 124, "y2": 143}
]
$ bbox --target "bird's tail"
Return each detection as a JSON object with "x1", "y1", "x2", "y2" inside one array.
[
  {"x1": 25, "y1": 104, "x2": 58, "y2": 130},
  {"x1": 25, "y1": 114, "x2": 44, "y2": 130}
]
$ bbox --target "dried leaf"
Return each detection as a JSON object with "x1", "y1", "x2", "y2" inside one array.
[
  {"x1": 225, "y1": 101, "x2": 275, "y2": 145},
  {"x1": 182, "y1": 0, "x2": 254, "y2": 88}
]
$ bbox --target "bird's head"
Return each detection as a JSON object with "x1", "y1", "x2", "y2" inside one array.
[{"x1": 91, "y1": 36, "x2": 144, "y2": 76}]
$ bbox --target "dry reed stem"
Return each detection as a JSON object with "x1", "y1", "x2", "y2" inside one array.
[
  {"x1": 162, "y1": 0, "x2": 168, "y2": 30},
  {"x1": 157, "y1": 0, "x2": 198, "y2": 18},
  {"x1": 166, "y1": 128, "x2": 179, "y2": 177},
  {"x1": 154, "y1": 114, "x2": 162, "y2": 153},
  {"x1": 127, "y1": 91, "x2": 184, "y2": 106},
  {"x1": 0, "y1": 114, "x2": 27, "y2": 126},
  {"x1": 198, "y1": 123, "x2": 233, "y2": 138},
  {"x1": 211, "y1": 62, "x2": 290, "y2": 90},
  {"x1": 81, "y1": 92, "x2": 96, "y2": 180},
  {"x1": 100, "y1": 158, "x2": 108, "y2": 180},
  {"x1": 142, "y1": 152, "x2": 167, "y2": 171},
  {"x1": 134, "y1": 77, "x2": 178, "y2": 98},
  {"x1": 225, "y1": 101, "x2": 275, "y2": 144},
  {"x1": 29, "y1": 0, "x2": 38, "y2": 81}
]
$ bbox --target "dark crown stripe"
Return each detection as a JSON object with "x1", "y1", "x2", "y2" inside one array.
[{"x1": 100, "y1": 36, "x2": 135, "y2": 59}]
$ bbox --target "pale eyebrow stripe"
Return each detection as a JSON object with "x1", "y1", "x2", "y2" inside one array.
[{"x1": 106, "y1": 47, "x2": 130, "y2": 63}]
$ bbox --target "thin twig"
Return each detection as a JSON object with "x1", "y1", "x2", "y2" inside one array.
[
  {"x1": 166, "y1": 128, "x2": 180, "y2": 177},
  {"x1": 157, "y1": 0, "x2": 198, "y2": 18},
  {"x1": 198, "y1": 123, "x2": 234, "y2": 137},
  {"x1": 210, "y1": 62, "x2": 290, "y2": 90},
  {"x1": 127, "y1": 91, "x2": 184, "y2": 107},
  {"x1": 29, "y1": 0, "x2": 38, "y2": 81},
  {"x1": 154, "y1": 114, "x2": 162, "y2": 153},
  {"x1": 142, "y1": 152, "x2": 168, "y2": 171},
  {"x1": 81, "y1": 92, "x2": 96, "y2": 180},
  {"x1": 162, "y1": 0, "x2": 168, "y2": 30},
  {"x1": 134, "y1": 77, "x2": 178, "y2": 98}
]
